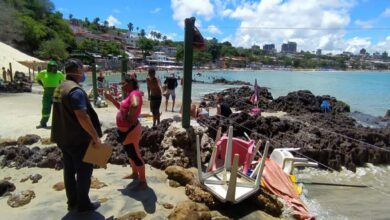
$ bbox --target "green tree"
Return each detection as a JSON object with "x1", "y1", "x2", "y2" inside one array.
[
  {"x1": 207, "y1": 38, "x2": 220, "y2": 63},
  {"x1": 137, "y1": 37, "x2": 155, "y2": 58},
  {"x1": 36, "y1": 37, "x2": 69, "y2": 60}
]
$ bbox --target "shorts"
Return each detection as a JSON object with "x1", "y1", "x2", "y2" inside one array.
[
  {"x1": 165, "y1": 89, "x2": 176, "y2": 99},
  {"x1": 150, "y1": 95, "x2": 162, "y2": 116}
]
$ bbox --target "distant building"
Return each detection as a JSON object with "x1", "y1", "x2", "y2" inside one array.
[
  {"x1": 316, "y1": 49, "x2": 322, "y2": 56},
  {"x1": 281, "y1": 42, "x2": 297, "y2": 53},
  {"x1": 263, "y1": 44, "x2": 276, "y2": 54},
  {"x1": 360, "y1": 48, "x2": 367, "y2": 56},
  {"x1": 154, "y1": 45, "x2": 177, "y2": 57},
  {"x1": 124, "y1": 31, "x2": 139, "y2": 49}
]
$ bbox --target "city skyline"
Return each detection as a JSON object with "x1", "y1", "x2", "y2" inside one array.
[{"x1": 53, "y1": 0, "x2": 390, "y2": 54}]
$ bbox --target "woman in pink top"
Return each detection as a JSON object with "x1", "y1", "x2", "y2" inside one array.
[{"x1": 105, "y1": 75, "x2": 147, "y2": 190}]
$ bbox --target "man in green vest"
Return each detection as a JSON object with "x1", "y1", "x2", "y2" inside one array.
[{"x1": 36, "y1": 60, "x2": 65, "y2": 128}]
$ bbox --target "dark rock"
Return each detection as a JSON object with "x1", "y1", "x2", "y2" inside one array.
[
  {"x1": 268, "y1": 90, "x2": 350, "y2": 114},
  {"x1": 17, "y1": 134, "x2": 41, "y2": 146},
  {"x1": 30, "y1": 174, "x2": 42, "y2": 183},
  {"x1": 385, "y1": 109, "x2": 390, "y2": 119},
  {"x1": 0, "y1": 180, "x2": 16, "y2": 196},
  {"x1": 212, "y1": 78, "x2": 251, "y2": 86}
]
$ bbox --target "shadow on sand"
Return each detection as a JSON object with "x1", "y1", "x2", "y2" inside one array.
[
  {"x1": 118, "y1": 181, "x2": 157, "y2": 213},
  {"x1": 61, "y1": 210, "x2": 113, "y2": 220}
]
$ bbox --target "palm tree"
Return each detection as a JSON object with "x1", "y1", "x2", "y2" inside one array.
[{"x1": 127, "y1": 22, "x2": 134, "y2": 32}]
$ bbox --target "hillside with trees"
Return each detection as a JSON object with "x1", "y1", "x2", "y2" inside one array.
[{"x1": 0, "y1": 0, "x2": 75, "y2": 60}]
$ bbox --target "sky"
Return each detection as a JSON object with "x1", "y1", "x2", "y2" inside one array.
[{"x1": 53, "y1": 0, "x2": 390, "y2": 54}]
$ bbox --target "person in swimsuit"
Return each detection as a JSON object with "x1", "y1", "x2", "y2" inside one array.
[
  {"x1": 146, "y1": 68, "x2": 162, "y2": 126},
  {"x1": 105, "y1": 75, "x2": 147, "y2": 190}
]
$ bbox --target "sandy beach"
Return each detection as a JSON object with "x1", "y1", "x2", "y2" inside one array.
[{"x1": 0, "y1": 89, "x2": 283, "y2": 220}]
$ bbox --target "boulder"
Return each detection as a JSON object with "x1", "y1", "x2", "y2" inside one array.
[
  {"x1": 53, "y1": 182, "x2": 65, "y2": 191},
  {"x1": 7, "y1": 190, "x2": 35, "y2": 208},
  {"x1": 168, "y1": 200, "x2": 211, "y2": 220},
  {"x1": 0, "y1": 180, "x2": 16, "y2": 196},
  {"x1": 165, "y1": 165, "x2": 195, "y2": 186}
]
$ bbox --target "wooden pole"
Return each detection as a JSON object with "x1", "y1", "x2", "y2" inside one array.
[
  {"x1": 9, "y1": 62, "x2": 13, "y2": 82},
  {"x1": 181, "y1": 17, "x2": 195, "y2": 128}
]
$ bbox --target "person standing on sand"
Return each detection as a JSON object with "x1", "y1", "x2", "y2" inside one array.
[
  {"x1": 51, "y1": 58, "x2": 102, "y2": 213},
  {"x1": 2, "y1": 67, "x2": 6, "y2": 81},
  {"x1": 105, "y1": 75, "x2": 148, "y2": 190},
  {"x1": 146, "y1": 68, "x2": 162, "y2": 126},
  {"x1": 97, "y1": 70, "x2": 105, "y2": 96},
  {"x1": 35, "y1": 60, "x2": 65, "y2": 128},
  {"x1": 164, "y1": 73, "x2": 178, "y2": 112}
]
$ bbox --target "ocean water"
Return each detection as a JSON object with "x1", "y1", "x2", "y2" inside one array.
[
  {"x1": 90, "y1": 70, "x2": 390, "y2": 117},
  {"x1": 87, "y1": 70, "x2": 390, "y2": 219}
]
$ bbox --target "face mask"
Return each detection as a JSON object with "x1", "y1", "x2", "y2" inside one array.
[{"x1": 80, "y1": 73, "x2": 86, "y2": 83}]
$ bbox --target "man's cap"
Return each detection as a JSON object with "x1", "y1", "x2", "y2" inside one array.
[{"x1": 48, "y1": 60, "x2": 58, "y2": 66}]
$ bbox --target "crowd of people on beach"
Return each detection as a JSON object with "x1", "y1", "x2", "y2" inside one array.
[{"x1": 30, "y1": 58, "x2": 234, "y2": 214}]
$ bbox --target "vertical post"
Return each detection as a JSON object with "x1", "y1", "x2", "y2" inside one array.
[
  {"x1": 182, "y1": 17, "x2": 195, "y2": 128},
  {"x1": 9, "y1": 63, "x2": 13, "y2": 82},
  {"x1": 91, "y1": 62, "x2": 98, "y2": 104},
  {"x1": 121, "y1": 58, "x2": 128, "y2": 98}
]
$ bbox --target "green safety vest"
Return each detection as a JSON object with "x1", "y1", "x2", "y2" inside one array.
[{"x1": 36, "y1": 70, "x2": 65, "y2": 88}]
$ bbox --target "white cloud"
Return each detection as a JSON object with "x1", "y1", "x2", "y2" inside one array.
[
  {"x1": 222, "y1": 0, "x2": 355, "y2": 53},
  {"x1": 170, "y1": 0, "x2": 214, "y2": 27},
  {"x1": 355, "y1": 19, "x2": 375, "y2": 29},
  {"x1": 372, "y1": 36, "x2": 390, "y2": 52},
  {"x1": 381, "y1": 8, "x2": 390, "y2": 17},
  {"x1": 150, "y1": 8, "x2": 161, "y2": 14},
  {"x1": 106, "y1": 15, "x2": 121, "y2": 26},
  {"x1": 345, "y1": 37, "x2": 371, "y2": 53},
  {"x1": 207, "y1": 25, "x2": 222, "y2": 34}
]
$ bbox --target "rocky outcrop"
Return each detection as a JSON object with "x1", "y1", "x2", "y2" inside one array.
[
  {"x1": 268, "y1": 90, "x2": 350, "y2": 114},
  {"x1": 212, "y1": 78, "x2": 251, "y2": 85},
  {"x1": 203, "y1": 86, "x2": 273, "y2": 111},
  {"x1": 199, "y1": 111, "x2": 390, "y2": 172},
  {"x1": 0, "y1": 145, "x2": 62, "y2": 170}
]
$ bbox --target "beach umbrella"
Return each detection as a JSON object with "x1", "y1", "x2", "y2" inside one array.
[{"x1": 250, "y1": 79, "x2": 259, "y2": 105}]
